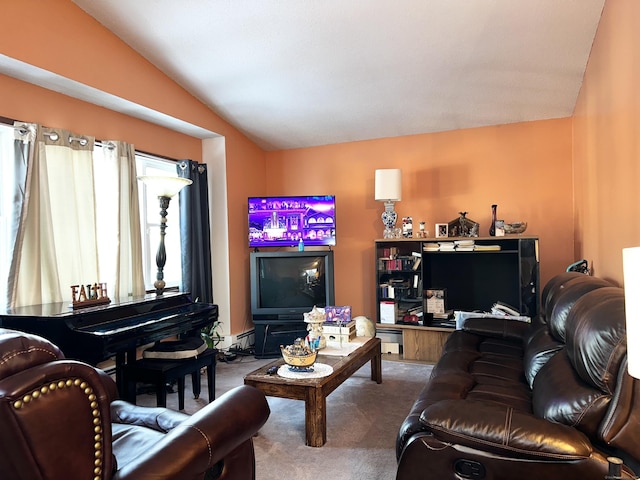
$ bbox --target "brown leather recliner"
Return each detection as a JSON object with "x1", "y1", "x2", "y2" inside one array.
[
  {"x1": 396, "y1": 273, "x2": 640, "y2": 480},
  {"x1": 0, "y1": 328, "x2": 270, "y2": 480}
]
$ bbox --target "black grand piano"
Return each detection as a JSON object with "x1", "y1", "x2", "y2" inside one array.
[{"x1": 0, "y1": 292, "x2": 218, "y2": 394}]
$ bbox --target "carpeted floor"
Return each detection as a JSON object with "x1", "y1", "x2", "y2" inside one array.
[{"x1": 133, "y1": 353, "x2": 433, "y2": 480}]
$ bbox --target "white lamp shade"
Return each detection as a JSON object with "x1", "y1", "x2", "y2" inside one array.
[
  {"x1": 623, "y1": 246, "x2": 640, "y2": 379},
  {"x1": 374, "y1": 169, "x2": 402, "y2": 201},
  {"x1": 138, "y1": 175, "x2": 192, "y2": 198}
]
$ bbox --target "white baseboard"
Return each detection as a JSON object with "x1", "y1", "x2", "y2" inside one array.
[{"x1": 219, "y1": 328, "x2": 255, "y2": 351}]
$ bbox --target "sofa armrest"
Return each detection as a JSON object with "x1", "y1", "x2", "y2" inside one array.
[
  {"x1": 112, "y1": 385, "x2": 270, "y2": 480},
  {"x1": 111, "y1": 400, "x2": 191, "y2": 432},
  {"x1": 420, "y1": 399, "x2": 593, "y2": 460},
  {"x1": 462, "y1": 317, "x2": 530, "y2": 341}
]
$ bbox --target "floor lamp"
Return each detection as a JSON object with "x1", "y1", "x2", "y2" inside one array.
[{"x1": 138, "y1": 175, "x2": 193, "y2": 296}]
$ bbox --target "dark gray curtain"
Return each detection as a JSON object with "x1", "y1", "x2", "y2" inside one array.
[
  {"x1": 177, "y1": 160, "x2": 213, "y2": 304},
  {"x1": 4, "y1": 130, "x2": 32, "y2": 310}
]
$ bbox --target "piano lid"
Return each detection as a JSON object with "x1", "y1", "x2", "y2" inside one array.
[
  {"x1": 0, "y1": 291, "x2": 189, "y2": 318},
  {"x1": 0, "y1": 291, "x2": 218, "y2": 366}
]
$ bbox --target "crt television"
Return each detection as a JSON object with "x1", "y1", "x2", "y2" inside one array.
[
  {"x1": 250, "y1": 250, "x2": 335, "y2": 322},
  {"x1": 248, "y1": 195, "x2": 336, "y2": 248}
]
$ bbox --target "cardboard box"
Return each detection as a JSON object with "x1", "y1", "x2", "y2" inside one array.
[{"x1": 381, "y1": 342, "x2": 400, "y2": 354}]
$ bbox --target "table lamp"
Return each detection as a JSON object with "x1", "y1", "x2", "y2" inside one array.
[
  {"x1": 374, "y1": 169, "x2": 402, "y2": 238},
  {"x1": 138, "y1": 175, "x2": 193, "y2": 295}
]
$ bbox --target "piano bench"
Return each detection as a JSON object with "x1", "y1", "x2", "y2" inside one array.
[{"x1": 124, "y1": 347, "x2": 217, "y2": 410}]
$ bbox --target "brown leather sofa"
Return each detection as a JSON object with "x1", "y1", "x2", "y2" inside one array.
[
  {"x1": 0, "y1": 328, "x2": 270, "y2": 480},
  {"x1": 396, "y1": 272, "x2": 640, "y2": 480}
]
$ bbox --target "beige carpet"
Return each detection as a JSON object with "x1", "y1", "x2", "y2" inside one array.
[{"x1": 133, "y1": 354, "x2": 433, "y2": 480}]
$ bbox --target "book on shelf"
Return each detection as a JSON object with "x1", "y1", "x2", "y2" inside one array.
[
  {"x1": 454, "y1": 240, "x2": 475, "y2": 252},
  {"x1": 474, "y1": 245, "x2": 501, "y2": 251}
]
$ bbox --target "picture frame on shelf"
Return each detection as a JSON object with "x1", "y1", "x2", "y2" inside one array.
[
  {"x1": 435, "y1": 223, "x2": 448, "y2": 238},
  {"x1": 425, "y1": 288, "x2": 447, "y2": 314}
]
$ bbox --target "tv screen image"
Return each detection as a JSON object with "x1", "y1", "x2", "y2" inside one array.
[
  {"x1": 250, "y1": 251, "x2": 335, "y2": 321},
  {"x1": 248, "y1": 195, "x2": 336, "y2": 247}
]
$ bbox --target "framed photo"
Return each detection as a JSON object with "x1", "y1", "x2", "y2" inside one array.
[
  {"x1": 435, "y1": 223, "x2": 448, "y2": 238},
  {"x1": 402, "y1": 216, "x2": 413, "y2": 238},
  {"x1": 425, "y1": 288, "x2": 447, "y2": 314}
]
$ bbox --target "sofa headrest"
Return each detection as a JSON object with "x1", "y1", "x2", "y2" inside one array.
[
  {"x1": 565, "y1": 287, "x2": 627, "y2": 394},
  {"x1": 0, "y1": 328, "x2": 64, "y2": 381},
  {"x1": 547, "y1": 275, "x2": 613, "y2": 343},
  {"x1": 540, "y1": 272, "x2": 586, "y2": 318}
]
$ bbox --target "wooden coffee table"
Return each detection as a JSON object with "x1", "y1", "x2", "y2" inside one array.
[{"x1": 243, "y1": 336, "x2": 382, "y2": 447}]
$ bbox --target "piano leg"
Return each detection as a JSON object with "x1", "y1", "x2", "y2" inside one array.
[{"x1": 116, "y1": 349, "x2": 138, "y2": 400}]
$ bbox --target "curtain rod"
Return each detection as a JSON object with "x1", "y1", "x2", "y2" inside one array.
[
  {"x1": 10, "y1": 124, "x2": 59, "y2": 141},
  {"x1": 9, "y1": 123, "x2": 90, "y2": 145},
  {"x1": 2, "y1": 118, "x2": 178, "y2": 159}
]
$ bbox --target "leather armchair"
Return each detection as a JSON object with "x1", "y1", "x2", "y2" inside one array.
[{"x1": 0, "y1": 328, "x2": 270, "y2": 480}]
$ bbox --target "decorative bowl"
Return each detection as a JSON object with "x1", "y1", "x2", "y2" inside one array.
[
  {"x1": 281, "y1": 338, "x2": 317, "y2": 368},
  {"x1": 503, "y1": 222, "x2": 527, "y2": 234}
]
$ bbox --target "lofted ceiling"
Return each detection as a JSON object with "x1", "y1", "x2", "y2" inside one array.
[{"x1": 72, "y1": 0, "x2": 605, "y2": 151}]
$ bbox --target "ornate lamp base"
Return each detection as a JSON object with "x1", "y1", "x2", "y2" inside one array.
[{"x1": 381, "y1": 201, "x2": 399, "y2": 238}]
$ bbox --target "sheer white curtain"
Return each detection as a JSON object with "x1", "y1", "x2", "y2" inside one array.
[
  {"x1": 8, "y1": 125, "x2": 145, "y2": 308},
  {"x1": 95, "y1": 140, "x2": 145, "y2": 298}
]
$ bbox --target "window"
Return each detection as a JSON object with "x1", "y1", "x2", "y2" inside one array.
[
  {"x1": 135, "y1": 154, "x2": 184, "y2": 292},
  {"x1": 0, "y1": 126, "x2": 184, "y2": 309}
]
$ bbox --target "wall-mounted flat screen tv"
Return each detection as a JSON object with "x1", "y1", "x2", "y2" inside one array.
[{"x1": 248, "y1": 195, "x2": 336, "y2": 248}]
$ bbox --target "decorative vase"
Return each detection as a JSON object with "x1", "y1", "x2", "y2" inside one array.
[
  {"x1": 489, "y1": 204, "x2": 497, "y2": 236},
  {"x1": 381, "y1": 201, "x2": 398, "y2": 238}
]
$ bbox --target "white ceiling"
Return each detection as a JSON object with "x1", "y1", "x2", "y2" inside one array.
[{"x1": 70, "y1": 0, "x2": 604, "y2": 151}]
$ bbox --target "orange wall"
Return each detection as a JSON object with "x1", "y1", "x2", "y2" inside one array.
[
  {"x1": 573, "y1": 0, "x2": 640, "y2": 286},
  {"x1": 0, "y1": 74, "x2": 202, "y2": 160},
  {"x1": 266, "y1": 119, "x2": 574, "y2": 318}
]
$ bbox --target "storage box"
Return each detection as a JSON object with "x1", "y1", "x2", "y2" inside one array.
[
  {"x1": 325, "y1": 330, "x2": 357, "y2": 343},
  {"x1": 381, "y1": 342, "x2": 400, "y2": 354},
  {"x1": 322, "y1": 320, "x2": 356, "y2": 335}
]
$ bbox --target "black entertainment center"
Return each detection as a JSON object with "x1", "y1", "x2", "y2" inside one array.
[{"x1": 249, "y1": 250, "x2": 335, "y2": 357}]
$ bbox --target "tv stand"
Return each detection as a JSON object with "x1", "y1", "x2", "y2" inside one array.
[{"x1": 253, "y1": 319, "x2": 308, "y2": 358}]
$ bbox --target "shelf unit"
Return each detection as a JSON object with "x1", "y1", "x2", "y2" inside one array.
[{"x1": 375, "y1": 236, "x2": 539, "y2": 361}]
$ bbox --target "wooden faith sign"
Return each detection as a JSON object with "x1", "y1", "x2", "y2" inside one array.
[{"x1": 70, "y1": 282, "x2": 111, "y2": 309}]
